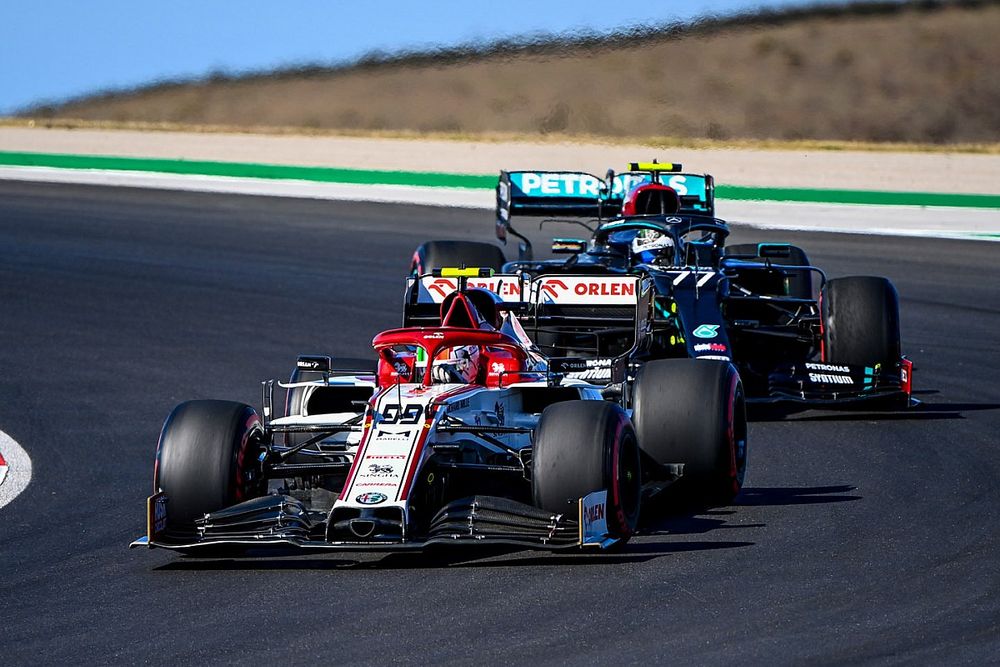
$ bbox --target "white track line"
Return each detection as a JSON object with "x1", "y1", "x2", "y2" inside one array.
[
  {"x1": 1, "y1": 165, "x2": 998, "y2": 241},
  {"x1": 0, "y1": 430, "x2": 32, "y2": 510},
  {"x1": 0, "y1": 166, "x2": 491, "y2": 209}
]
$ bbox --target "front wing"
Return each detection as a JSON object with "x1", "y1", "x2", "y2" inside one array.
[
  {"x1": 130, "y1": 491, "x2": 621, "y2": 554},
  {"x1": 753, "y1": 358, "x2": 914, "y2": 405}
]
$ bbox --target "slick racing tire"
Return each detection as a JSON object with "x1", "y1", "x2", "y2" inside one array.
[
  {"x1": 411, "y1": 240, "x2": 506, "y2": 275},
  {"x1": 632, "y1": 359, "x2": 747, "y2": 504},
  {"x1": 154, "y1": 400, "x2": 265, "y2": 531},
  {"x1": 821, "y1": 276, "x2": 901, "y2": 367},
  {"x1": 726, "y1": 243, "x2": 812, "y2": 299},
  {"x1": 532, "y1": 401, "x2": 641, "y2": 539}
]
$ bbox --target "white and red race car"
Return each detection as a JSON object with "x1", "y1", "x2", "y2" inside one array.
[{"x1": 132, "y1": 269, "x2": 745, "y2": 555}]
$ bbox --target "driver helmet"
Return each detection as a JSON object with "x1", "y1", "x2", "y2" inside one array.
[
  {"x1": 631, "y1": 229, "x2": 675, "y2": 264},
  {"x1": 431, "y1": 345, "x2": 481, "y2": 384}
]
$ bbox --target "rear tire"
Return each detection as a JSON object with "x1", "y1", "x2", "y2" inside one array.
[
  {"x1": 632, "y1": 359, "x2": 747, "y2": 504},
  {"x1": 411, "y1": 240, "x2": 506, "y2": 275},
  {"x1": 532, "y1": 401, "x2": 640, "y2": 539},
  {"x1": 821, "y1": 276, "x2": 900, "y2": 366},
  {"x1": 726, "y1": 243, "x2": 812, "y2": 299},
  {"x1": 154, "y1": 400, "x2": 265, "y2": 531}
]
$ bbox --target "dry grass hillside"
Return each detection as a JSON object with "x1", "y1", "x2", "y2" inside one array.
[{"x1": 25, "y1": 1, "x2": 1000, "y2": 143}]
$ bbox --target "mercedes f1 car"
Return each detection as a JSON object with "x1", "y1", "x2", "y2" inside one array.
[
  {"x1": 132, "y1": 269, "x2": 747, "y2": 555},
  {"x1": 410, "y1": 161, "x2": 912, "y2": 407}
]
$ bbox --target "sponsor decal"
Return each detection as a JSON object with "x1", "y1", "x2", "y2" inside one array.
[
  {"x1": 692, "y1": 324, "x2": 720, "y2": 339},
  {"x1": 366, "y1": 454, "x2": 407, "y2": 459},
  {"x1": 365, "y1": 463, "x2": 395, "y2": 476},
  {"x1": 424, "y1": 277, "x2": 522, "y2": 300},
  {"x1": 535, "y1": 277, "x2": 638, "y2": 305},
  {"x1": 664, "y1": 175, "x2": 689, "y2": 196},
  {"x1": 565, "y1": 357, "x2": 613, "y2": 382},
  {"x1": 355, "y1": 492, "x2": 388, "y2": 505},
  {"x1": 494, "y1": 401, "x2": 505, "y2": 426},
  {"x1": 539, "y1": 279, "x2": 569, "y2": 300},
  {"x1": 513, "y1": 172, "x2": 602, "y2": 197},
  {"x1": 613, "y1": 173, "x2": 706, "y2": 198},
  {"x1": 808, "y1": 373, "x2": 853, "y2": 385},
  {"x1": 806, "y1": 362, "x2": 851, "y2": 373},
  {"x1": 375, "y1": 429, "x2": 411, "y2": 441},
  {"x1": 696, "y1": 355, "x2": 730, "y2": 361},
  {"x1": 694, "y1": 343, "x2": 727, "y2": 352},
  {"x1": 147, "y1": 492, "x2": 168, "y2": 538},
  {"x1": 580, "y1": 490, "x2": 609, "y2": 545},
  {"x1": 584, "y1": 500, "x2": 605, "y2": 523},
  {"x1": 552, "y1": 240, "x2": 586, "y2": 252},
  {"x1": 566, "y1": 369, "x2": 612, "y2": 381},
  {"x1": 451, "y1": 398, "x2": 471, "y2": 410},
  {"x1": 296, "y1": 355, "x2": 331, "y2": 372},
  {"x1": 423, "y1": 332, "x2": 445, "y2": 340}
]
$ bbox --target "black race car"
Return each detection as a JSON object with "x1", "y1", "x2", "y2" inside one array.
[{"x1": 410, "y1": 162, "x2": 912, "y2": 407}]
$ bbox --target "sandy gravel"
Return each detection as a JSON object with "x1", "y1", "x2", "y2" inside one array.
[{"x1": 1, "y1": 127, "x2": 998, "y2": 194}]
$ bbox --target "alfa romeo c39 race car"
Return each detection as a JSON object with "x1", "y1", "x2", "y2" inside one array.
[
  {"x1": 410, "y1": 162, "x2": 913, "y2": 408},
  {"x1": 132, "y1": 269, "x2": 747, "y2": 556}
]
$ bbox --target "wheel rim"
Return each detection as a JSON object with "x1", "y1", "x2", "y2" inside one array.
[
  {"x1": 614, "y1": 428, "x2": 641, "y2": 534},
  {"x1": 732, "y1": 387, "x2": 748, "y2": 489}
]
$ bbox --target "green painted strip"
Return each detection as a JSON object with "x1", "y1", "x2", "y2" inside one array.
[
  {"x1": 715, "y1": 184, "x2": 1000, "y2": 209},
  {"x1": 0, "y1": 150, "x2": 496, "y2": 189},
  {"x1": 1, "y1": 150, "x2": 998, "y2": 209}
]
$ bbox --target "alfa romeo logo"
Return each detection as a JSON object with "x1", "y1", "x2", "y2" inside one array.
[{"x1": 355, "y1": 492, "x2": 388, "y2": 505}]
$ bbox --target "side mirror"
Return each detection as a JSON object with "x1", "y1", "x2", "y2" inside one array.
[
  {"x1": 296, "y1": 355, "x2": 332, "y2": 373},
  {"x1": 758, "y1": 243, "x2": 792, "y2": 259},
  {"x1": 552, "y1": 238, "x2": 587, "y2": 254}
]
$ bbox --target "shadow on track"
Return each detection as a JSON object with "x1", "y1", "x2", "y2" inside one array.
[
  {"x1": 637, "y1": 483, "x2": 858, "y2": 540},
  {"x1": 737, "y1": 485, "x2": 862, "y2": 505},
  {"x1": 153, "y1": 538, "x2": 754, "y2": 572},
  {"x1": 749, "y1": 400, "x2": 1000, "y2": 423}
]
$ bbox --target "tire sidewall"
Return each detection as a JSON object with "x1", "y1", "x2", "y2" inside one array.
[
  {"x1": 154, "y1": 400, "x2": 264, "y2": 527},
  {"x1": 632, "y1": 359, "x2": 745, "y2": 502},
  {"x1": 532, "y1": 401, "x2": 640, "y2": 539}
]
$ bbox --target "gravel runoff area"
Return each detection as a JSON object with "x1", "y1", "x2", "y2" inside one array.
[{"x1": 1, "y1": 126, "x2": 998, "y2": 195}]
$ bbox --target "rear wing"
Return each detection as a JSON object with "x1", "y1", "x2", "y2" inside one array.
[
  {"x1": 496, "y1": 167, "x2": 715, "y2": 255},
  {"x1": 403, "y1": 273, "x2": 652, "y2": 385}
]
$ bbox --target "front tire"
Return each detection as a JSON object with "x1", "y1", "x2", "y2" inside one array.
[
  {"x1": 821, "y1": 276, "x2": 900, "y2": 366},
  {"x1": 632, "y1": 359, "x2": 747, "y2": 504},
  {"x1": 532, "y1": 401, "x2": 640, "y2": 539},
  {"x1": 154, "y1": 400, "x2": 265, "y2": 531}
]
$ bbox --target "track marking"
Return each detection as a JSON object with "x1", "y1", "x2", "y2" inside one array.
[
  {"x1": 0, "y1": 429, "x2": 32, "y2": 510},
  {"x1": 1, "y1": 165, "x2": 997, "y2": 241}
]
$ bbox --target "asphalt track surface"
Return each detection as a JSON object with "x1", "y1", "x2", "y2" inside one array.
[{"x1": 0, "y1": 181, "x2": 997, "y2": 664}]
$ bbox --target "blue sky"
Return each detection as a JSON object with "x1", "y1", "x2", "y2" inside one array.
[{"x1": 2, "y1": 0, "x2": 831, "y2": 114}]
